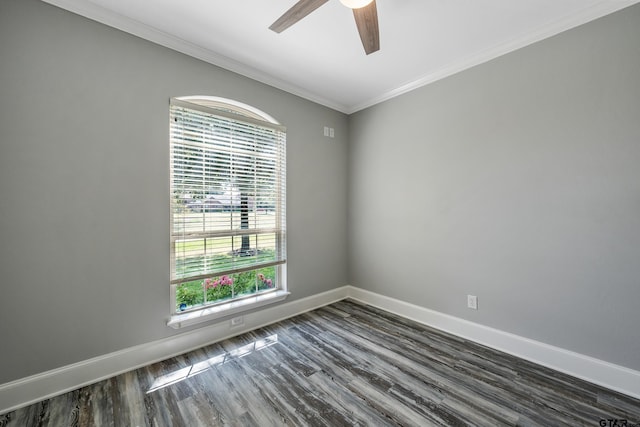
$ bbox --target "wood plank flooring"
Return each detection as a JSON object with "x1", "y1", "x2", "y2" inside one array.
[{"x1": 2, "y1": 300, "x2": 639, "y2": 426}]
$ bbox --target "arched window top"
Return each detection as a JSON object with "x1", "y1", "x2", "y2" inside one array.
[{"x1": 176, "y1": 95, "x2": 281, "y2": 126}]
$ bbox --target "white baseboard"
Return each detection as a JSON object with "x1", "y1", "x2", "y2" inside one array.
[
  {"x1": 3, "y1": 284, "x2": 639, "y2": 414},
  {"x1": 345, "y1": 286, "x2": 640, "y2": 400},
  {"x1": 0, "y1": 286, "x2": 349, "y2": 414}
]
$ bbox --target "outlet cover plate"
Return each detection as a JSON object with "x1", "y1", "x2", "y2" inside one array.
[
  {"x1": 230, "y1": 316, "x2": 244, "y2": 327},
  {"x1": 467, "y1": 295, "x2": 478, "y2": 310}
]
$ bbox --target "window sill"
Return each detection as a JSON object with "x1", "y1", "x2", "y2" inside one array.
[{"x1": 167, "y1": 290, "x2": 290, "y2": 329}]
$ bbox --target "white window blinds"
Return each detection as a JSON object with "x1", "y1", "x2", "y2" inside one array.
[{"x1": 170, "y1": 99, "x2": 286, "y2": 286}]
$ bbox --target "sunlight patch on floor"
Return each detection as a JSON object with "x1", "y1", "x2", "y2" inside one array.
[{"x1": 147, "y1": 334, "x2": 279, "y2": 393}]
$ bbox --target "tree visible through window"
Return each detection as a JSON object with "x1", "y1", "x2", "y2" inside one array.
[{"x1": 170, "y1": 97, "x2": 286, "y2": 313}]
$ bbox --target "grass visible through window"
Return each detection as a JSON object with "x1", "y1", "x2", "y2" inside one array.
[{"x1": 176, "y1": 265, "x2": 276, "y2": 311}]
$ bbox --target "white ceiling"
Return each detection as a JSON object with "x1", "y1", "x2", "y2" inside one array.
[{"x1": 43, "y1": 0, "x2": 638, "y2": 113}]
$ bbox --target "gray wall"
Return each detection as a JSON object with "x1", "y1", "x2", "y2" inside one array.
[
  {"x1": 2, "y1": 0, "x2": 639, "y2": 387},
  {"x1": 349, "y1": 4, "x2": 640, "y2": 370},
  {"x1": 0, "y1": 0, "x2": 348, "y2": 384}
]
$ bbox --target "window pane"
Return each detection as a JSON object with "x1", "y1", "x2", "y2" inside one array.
[
  {"x1": 176, "y1": 266, "x2": 279, "y2": 312},
  {"x1": 176, "y1": 279, "x2": 205, "y2": 311}
]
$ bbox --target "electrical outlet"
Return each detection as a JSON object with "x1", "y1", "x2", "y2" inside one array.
[
  {"x1": 467, "y1": 295, "x2": 478, "y2": 310},
  {"x1": 323, "y1": 126, "x2": 335, "y2": 138},
  {"x1": 230, "y1": 316, "x2": 244, "y2": 327}
]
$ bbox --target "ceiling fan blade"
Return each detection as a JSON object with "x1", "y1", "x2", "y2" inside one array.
[
  {"x1": 269, "y1": 0, "x2": 329, "y2": 33},
  {"x1": 353, "y1": 0, "x2": 380, "y2": 55}
]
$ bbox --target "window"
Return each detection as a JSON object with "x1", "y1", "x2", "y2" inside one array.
[{"x1": 168, "y1": 97, "x2": 287, "y2": 327}]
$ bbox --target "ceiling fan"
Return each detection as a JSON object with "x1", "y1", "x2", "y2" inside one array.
[{"x1": 269, "y1": 0, "x2": 380, "y2": 55}]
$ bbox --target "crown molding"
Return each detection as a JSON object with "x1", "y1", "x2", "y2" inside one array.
[
  {"x1": 346, "y1": 0, "x2": 640, "y2": 113},
  {"x1": 42, "y1": 0, "x2": 639, "y2": 115},
  {"x1": 40, "y1": 0, "x2": 350, "y2": 113}
]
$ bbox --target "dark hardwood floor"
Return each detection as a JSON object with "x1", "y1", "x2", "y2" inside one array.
[{"x1": 2, "y1": 300, "x2": 639, "y2": 426}]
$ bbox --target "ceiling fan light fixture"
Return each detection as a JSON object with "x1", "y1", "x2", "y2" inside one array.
[{"x1": 339, "y1": 0, "x2": 373, "y2": 9}]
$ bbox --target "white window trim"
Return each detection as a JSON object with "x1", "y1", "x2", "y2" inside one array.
[
  {"x1": 167, "y1": 96, "x2": 287, "y2": 328},
  {"x1": 168, "y1": 289, "x2": 290, "y2": 329}
]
